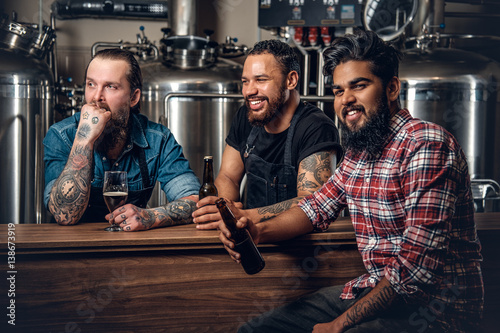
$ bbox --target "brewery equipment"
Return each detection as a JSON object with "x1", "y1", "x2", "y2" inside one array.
[
  {"x1": 55, "y1": 0, "x2": 246, "y2": 207},
  {"x1": 0, "y1": 13, "x2": 55, "y2": 224},
  {"x1": 138, "y1": 1, "x2": 245, "y2": 206},
  {"x1": 364, "y1": 0, "x2": 500, "y2": 211}
]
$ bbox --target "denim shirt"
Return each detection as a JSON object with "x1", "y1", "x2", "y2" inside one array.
[{"x1": 43, "y1": 112, "x2": 200, "y2": 208}]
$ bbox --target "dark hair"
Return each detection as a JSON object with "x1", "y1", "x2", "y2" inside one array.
[
  {"x1": 323, "y1": 29, "x2": 403, "y2": 88},
  {"x1": 85, "y1": 48, "x2": 142, "y2": 114},
  {"x1": 248, "y1": 39, "x2": 301, "y2": 79}
]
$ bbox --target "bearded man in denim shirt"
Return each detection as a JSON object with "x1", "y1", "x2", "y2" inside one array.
[{"x1": 44, "y1": 49, "x2": 200, "y2": 231}]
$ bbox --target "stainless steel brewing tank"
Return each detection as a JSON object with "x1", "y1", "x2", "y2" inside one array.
[
  {"x1": 140, "y1": 36, "x2": 243, "y2": 207},
  {"x1": 0, "y1": 49, "x2": 54, "y2": 224},
  {"x1": 399, "y1": 47, "x2": 500, "y2": 185}
]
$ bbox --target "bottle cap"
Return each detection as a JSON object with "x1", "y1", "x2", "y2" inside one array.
[{"x1": 204, "y1": 156, "x2": 213, "y2": 159}]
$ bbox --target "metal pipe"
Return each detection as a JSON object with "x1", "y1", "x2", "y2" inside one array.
[
  {"x1": 50, "y1": 13, "x2": 58, "y2": 81},
  {"x1": 445, "y1": 12, "x2": 500, "y2": 19},
  {"x1": 39, "y1": 0, "x2": 43, "y2": 35},
  {"x1": 172, "y1": 0, "x2": 197, "y2": 36},
  {"x1": 317, "y1": 48, "x2": 327, "y2": 112},
  {"x1": 290, "y1": 39, "x2": 310, "y2": 96},
  {"x1": 91, "y1": 42, "x2": 159, "y2": 58}
]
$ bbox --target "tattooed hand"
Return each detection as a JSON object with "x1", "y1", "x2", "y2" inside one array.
[
  {"x1": 78, "y1": 101, "x2": 112, "y2": 143},
  {"x1": 106, "y1": 204, "x2": 155, "y2": 231},
  {"x1": 105, "y1": 197, "x2": 197, "y2": 231}
]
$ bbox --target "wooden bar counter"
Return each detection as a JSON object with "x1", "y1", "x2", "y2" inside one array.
[{"x1": 1, "y1": 213, "x2": 499, "y2": 332}]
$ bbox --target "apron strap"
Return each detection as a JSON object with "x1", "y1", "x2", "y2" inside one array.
[
  {"x1": 244, "y1": 101, "x2": 306, "y2": 165},
  {"x1": 244, "y1": 126, "x2": 260, "y2": 158},
  {"x1": 283, "y1": 102, "x2": 305, "y2": 166},
  {"x1": 135, "y1": 145, "x2": 151, "y2": 189}
]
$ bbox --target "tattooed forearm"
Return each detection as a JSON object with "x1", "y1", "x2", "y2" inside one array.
[
  {"x1": 77, "y1": 124, "x2": 92, "y2": 140},
  {"x1": 49, "y1": 144, "x2": 93, "y2": 225},
  {"x1": 343, "y1": 282, "x2": 399, "y2": 329},
  {"x1": 155, "y1": 199, "x2": 197, "y2": 227},
  {"x1": 256, "y1": 197, "x2": 302, "y2": 222}
]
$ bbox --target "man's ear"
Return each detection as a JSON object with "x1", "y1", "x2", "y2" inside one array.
[
  {"x1": 286, "y1": 71, "x2": 299, "y2": 90},
  {"x1": 386, "y1": 76, "x2": 400, "y2": 103},
  {"x1": 130, "y1": 88, "x2": 141, "y2": 107}
]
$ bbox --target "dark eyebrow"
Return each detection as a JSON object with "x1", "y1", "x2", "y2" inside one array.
[
  {"x1": 241, "y1": 74, "x2": 271, "y2": 80},
  {"x1": 331, "y1": 77, "x2": 373, "y2": 90}
]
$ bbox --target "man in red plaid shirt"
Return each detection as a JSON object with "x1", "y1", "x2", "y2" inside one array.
[{"x1": 220, "y1": 29, "x2": 483, "y2": 333}]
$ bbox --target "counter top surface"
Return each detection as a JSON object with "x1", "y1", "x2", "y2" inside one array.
[{"x1": 1, "y1": 212, "x2": 498, "y2": 253}]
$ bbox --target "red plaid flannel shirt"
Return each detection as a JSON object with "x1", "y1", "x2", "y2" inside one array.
[{"x1": 299, "y1": 109, "x2": 483, "y2": 332}]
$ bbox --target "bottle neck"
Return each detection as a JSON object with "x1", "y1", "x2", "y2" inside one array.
[
  {"x1": 216, "y1": 198, "x2": 237, "y2": 231},
  {"x1": 203, "y1": 159, "x2": 214, "y2": 184}
]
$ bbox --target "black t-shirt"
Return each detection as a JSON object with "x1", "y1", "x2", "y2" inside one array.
[{"x1": 226, "y1": 101, "x2": 342, "y2": 169}]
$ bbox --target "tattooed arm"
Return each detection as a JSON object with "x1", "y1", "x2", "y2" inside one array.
[
  {"x1": 248, "y1": 150, "x2": 337, "y2": 223},
  {"x1": 105, "y1": 195, "x2": 198, "y2": 231},
  {"x1": 47, "y1": 104, "x2": 111, "y2": 225},
  {"x1": 312, "y1": 278, "x2": 400, "y2": 333},
  {"x1": 193, "y1": 150, "x2": 337, "y2": 229}
]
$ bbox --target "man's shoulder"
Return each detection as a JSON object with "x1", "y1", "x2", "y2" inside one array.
[
  {"x1": 401, "y1": 115, "x2": 452, "y2": 144},
  {"x1": 297, "y1": 101, "x2": 336, "y2": 125},
  {"x1": 295, "y1": 102, "x2": 337, "y2": 136},
  {"x1": 133, "y1": 113, "x2": 171, "y2": 135}
]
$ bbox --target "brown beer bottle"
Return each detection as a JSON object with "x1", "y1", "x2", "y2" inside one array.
[
  {"x1": 216, "y1": 198, "x2": 265, "y2": 275},
  {"x1": 199, "y1": 156, "x2": 218, "y2": 199}
]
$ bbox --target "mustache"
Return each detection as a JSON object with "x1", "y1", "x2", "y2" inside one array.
[{"x1": 87, "y1": 101, "x2": 110, "y2": 111}]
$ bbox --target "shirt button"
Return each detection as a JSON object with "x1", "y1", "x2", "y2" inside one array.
[
  {"x1": 367, "y1": 265, "x2": 372, "y2": 270},
  {"x1": 127, "y1": 144, "x2": 132, "y2": 148},
  {"x1": 102, "y1": 157, "x2": 107, "y2": 161},
  {"x1": 369, "y1": 277, "x2": 376, "y2": 283},
  {"x1": 369, "y1": 238, "x2": 376, "y2": 245},
  {"x1": 365, "y1": 178, "x2": 370, "y2": 182},
  {"x1": 115, "y1": 163, "x2": 119, "y2": 167}
]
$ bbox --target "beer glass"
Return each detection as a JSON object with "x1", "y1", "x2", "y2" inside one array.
[{"x1": 103, "y1": 171, "x2": 128, "y2": 231}]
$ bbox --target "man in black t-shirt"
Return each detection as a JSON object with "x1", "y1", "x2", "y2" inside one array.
[{"x1": 193, "y1": 40, "x2": 341, "y2": 229}]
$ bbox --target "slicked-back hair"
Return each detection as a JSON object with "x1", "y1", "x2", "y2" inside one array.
[
  {"x1": 85, "y1": 48, "x2": 142, "y2": 114},
  {"x1": 323, "y1": 29, "x2": 403, "y2": 88},
  {"x1": 248, "y1": 39, "x2": 301, "y2": 80}
]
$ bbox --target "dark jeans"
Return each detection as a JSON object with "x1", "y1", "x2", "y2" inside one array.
[{"x1": 237, "y1": 285, "x2": 437, "y2": 333}]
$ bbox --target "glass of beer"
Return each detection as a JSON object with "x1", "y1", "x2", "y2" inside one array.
[{"x1": 103, "y1": 171, "x2": 128, "y2": 231}]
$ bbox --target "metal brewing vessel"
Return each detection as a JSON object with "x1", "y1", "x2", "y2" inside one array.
[
  {"x1": 399, "y1": 47, "x2": 500, "y2": 210},
  {"x1": 0, "y1": 17, "x2": 55, "y2": 223},
  {"x1": 141, "y1": 35, "x2": 243, "y2": 207}
]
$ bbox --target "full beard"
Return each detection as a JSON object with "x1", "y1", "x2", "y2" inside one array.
[
  {"x1": 246, "y1": 82, "x2": 287, "y2": 127},
  {"x1": 95, "y1": 106, "x2": 130, "y2": 155},
  {"x1": 340, "y1": 95, "x2": 392, "y2": 158}
]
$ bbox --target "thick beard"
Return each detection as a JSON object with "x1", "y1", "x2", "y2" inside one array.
[
  {"x1": 340, "y1": 95, "x2": 391, "y2": 158},
  {"x1": 96, "y1": 109, "x2": 130, "y2": 155},
  {"x1": 246, "y1": 81, "x2": 287, "y2": 127}
]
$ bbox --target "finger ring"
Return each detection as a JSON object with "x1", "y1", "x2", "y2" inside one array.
[{"x1": 92, "y1": 117, "x2": 99, "y2": 124}]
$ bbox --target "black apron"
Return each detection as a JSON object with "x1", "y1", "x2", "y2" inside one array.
[
  {"x1": 80, "y1": 145, "x2": 155, "y2": 222},
  {"x1": 243, "y1": 106, "x2": 303, "y2": 209}
]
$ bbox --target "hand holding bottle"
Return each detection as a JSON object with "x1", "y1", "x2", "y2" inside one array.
[
  {"x1": 217, "y1": 198, "x2": 265, "y2": 275},
  {"x1": 194, "y1": 196, "x2": 243, "y2": 229}
]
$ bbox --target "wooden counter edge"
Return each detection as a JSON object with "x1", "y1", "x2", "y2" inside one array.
[{"x1": 1, "y1": 213, "x2": 498, "y2": 254}]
